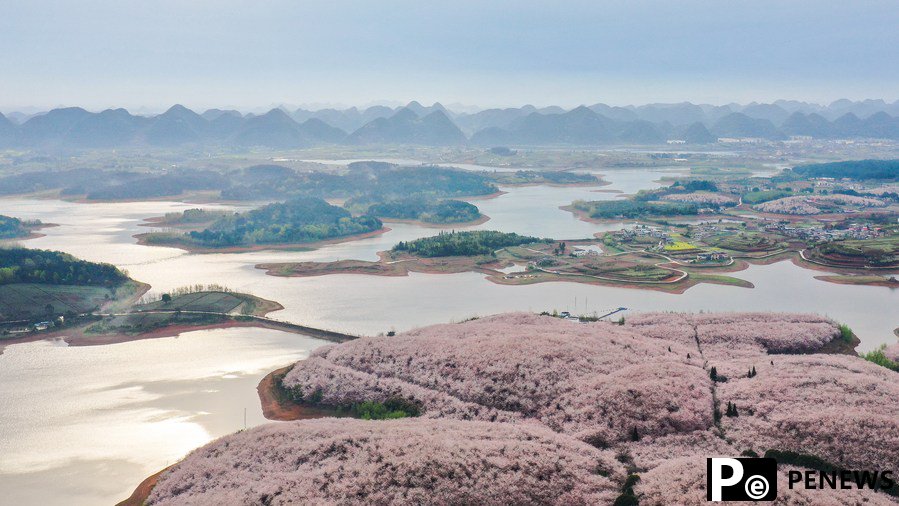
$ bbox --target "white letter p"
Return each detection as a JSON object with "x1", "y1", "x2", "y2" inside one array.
[{"x1": 710, "y1": 458, "x2": 744, "y2": 501}]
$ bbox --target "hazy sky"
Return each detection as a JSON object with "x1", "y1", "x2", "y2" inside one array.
[{"x1": 1, "y1": 0, "x2": 897, "y2": 112}]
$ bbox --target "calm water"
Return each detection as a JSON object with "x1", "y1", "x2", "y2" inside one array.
[{"x1": 0, "y1": 166, "x2": 897, "y2": 505}]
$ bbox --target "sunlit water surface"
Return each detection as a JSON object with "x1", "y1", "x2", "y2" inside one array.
[{"x1": 0, "y1": 166, "x2": 896, "y2": 505}]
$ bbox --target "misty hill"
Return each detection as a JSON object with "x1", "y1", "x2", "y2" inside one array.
[
  {"x1": 453, "y1": 105, "x2": 538, "y2": 135},
  {"x1": 346, "y1": 108, "x2": 466, "y2": 145},
  {"x1": 472, "y1": 106, "x2": 668, "y2": 146},
  {"x1": 0, "y1": 113, "x2": 18, "y2": 146},
  {"x1": 231, "y1": 109, "x2": 347, "y2": 148},
  {"x1": 711, "y1": 113, "x2": 785, "y2": 139},
  {"x1": 144, "y1": 105, "x2": 208, "y2": 145},
  {"x1": 3, "y1": 98, "x2": 899, "y2": 149},
  {"x1": 680, "y1": 122, "x2": 716, "y2": 144}
]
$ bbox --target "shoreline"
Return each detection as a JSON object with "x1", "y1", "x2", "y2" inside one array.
[
  {"x1": 132, "y1": 226, "x2": 391, "y2": 254},
  {"x1": 379, "y1": 213, "x2": 490, "y2": 229},
  {"x1": 0, "y1": 317, "x2": 353, "y2": 354},
  {"x1": 559, "y1": 203, "x2": 725, "y2": 226},
  {"x1": 115, "y1": 466, "x2": 172, "y2": 506},
  {"x1": 0, "y1": 288, "x2": 364, "y2": 354},
  {"x1": 118, "y1": 364, "x2": 342, "y2": 505},
  {"x1": 257, "y1": 366, "x2": 346, "y2": 421},
  {"x1": 256, "y1": 248, "x2": 759, "y2": 294}
]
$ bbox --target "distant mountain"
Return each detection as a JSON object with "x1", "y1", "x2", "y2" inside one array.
[
  {"x1": 681, "y1": 122, "x2": 716, "y2": 144},
  {"x1": 347, "y1": 108, "x2": 465, "y2": 145},
  {"x1": 201, "y1": 109, "x2": 242, "y2": 121},
  {"x1": 632, "y1": 102, "x2": 708, "y2": 126},
  {"x1": 473, "y1": 106, "x2": 618, "y2": 145},
  {"x1": 825, "y1": 98, "x2": 899, "y2": 120},
  {"x1": 403, "y1": 101, "x2": 448, "y2": 118},
  {"x1": 207, "y1": 111, "x2": 245, "y2": 138},
  {"x1": 65, "y1": 108, "x2": 146, "y2": 147},
  {"x1": 712, "y1": 113, "x2": 785, "y2": 139},
  {"x1": 473, "y1": 107, "x2": 670, "y2": 146},
  {"x1": 232, "y1": 109, "x2": 346, "y2": 148},
  {"x1": 741, "y1": 103, "x2": 791, "y2": 125},
  {"x1": 144, "y1": 105, "x2": 208, "y2": 145},
  {"x1": 617, "y1": 120, "x2": 665, "y2": 144},
  {"x1": 3, "y1": 99, "x2": 899, "y2": 149},
  {"x1": 0, "y1": 113, "x2": 17, "y2": 146},
  {"x1": 781, "y1": 112, "x2": 833, "y2": 138},
  {"x1": 18, "y1": 107, "x2": 93, "y2": 145},
  {"x1": 588, "y1": 103, "x2": 639, "y2": 122},
  {"x1": 454, "y1": 106, "x2": 537, "y2": 135},
  {"x1": 859, "y1": 111, "x2": 899, "y2": 139}
]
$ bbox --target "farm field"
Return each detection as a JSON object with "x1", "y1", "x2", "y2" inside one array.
[{"x1": 0, "y1": 283, "x2": 114, "y2": 322}]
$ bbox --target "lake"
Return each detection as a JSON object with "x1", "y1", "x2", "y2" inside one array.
[{"x1": 0, "y1": 166, "x2": 896, "y2": 505}]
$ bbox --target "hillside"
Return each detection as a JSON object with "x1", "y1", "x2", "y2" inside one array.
[
  {"x1": 139, "y1": 197, "x2": 384, "y2": 250},
  {"x1": 346, "y1": 108, "x2": 466, "y2": 145},
  {"x1": 135, "y1": 312, "x2": 897, "y2": 504}
]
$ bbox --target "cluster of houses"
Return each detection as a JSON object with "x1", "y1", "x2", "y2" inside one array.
[
  {"x1": 693, "y1": 251, "x2": 730, "y2": 263},
  {"x1": 613, "y1": 225, "x2": 667, "y2": 241},
  {"x1": 2, "y1": 315, "x2": 64, "y2": 336},
  {"x1": 765, "y1": 222, "x2": 884, "y2": 242}
]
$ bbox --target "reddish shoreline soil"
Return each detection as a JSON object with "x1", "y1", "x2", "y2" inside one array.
[
  {"x1": 257, "y1": 366, "x2": 345, "y2": 421},
  {"x1": 813, "y1": 275, "x2": 899, "y2": 288},
  {"x1": 462, "y1": 190, "x2": 508, "y2": 201},
  {"x1": 116, "y1": 467, "x2": 171, "y2": 506},
  {"x1": 0, "y1": 318, "x2": 284, "y2": 355}
]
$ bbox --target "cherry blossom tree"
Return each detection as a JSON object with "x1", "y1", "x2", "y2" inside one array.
[{"x1": 148, "y1": 418, "x2": 625, "y2": 506}]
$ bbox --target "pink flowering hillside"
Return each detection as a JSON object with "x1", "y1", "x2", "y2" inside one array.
[
  {"x1": 626, "y1": 312, "x2": 841, "y2": 358},
  {"x1": 884, "y1": 342, "x2": 899, "y2": 362},
  {"x1": 148, "y1": 418, "x2": 625, "y2": 506},
  {"x1": 283, "y1": 313, "x2": 713, "y2": 444},
  {"x1": 754, "y1": 194, "x2": 886, "y2": 214},
  {"x1": 662, "y1": 192, "x2": 737, "y2": 205},
  {"x1": 139, "y1": 311, "x2": 899, "y2": 505},
  {"x1": 716, "y1": 354, "x2": 899, "y2": 473}
]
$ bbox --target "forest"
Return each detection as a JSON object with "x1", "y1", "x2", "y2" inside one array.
[
  {"x1": 182, "y1": 197, "x2": 383, "y2": 247},
  {"x1": 487, "y1": 170, "x2": 600, "y2": 185},
  {"x1": 573, "y1": 199, "x2": 699, "y2": 219},
  {"x1": 221, "y1": 165, "x2": 499, "y2": 201},
  {"x1": 789, "y1": 159, "x2": 899, "y2": 181},
  {"x1": 346, "y1": 196, "x2": 481, "y2": 224},
  {"x1": 0, "y1": 164, "x2": 499, "y2": 203},
  {"x1": 0, "y1": 215, "x2": 33, "y2": 239},
  {"x1": 392, "y1": 230, "x2": 548, "y2": 257},
  {"x1": 0, "y1": 248, "x2": 128, "y2": 286}
]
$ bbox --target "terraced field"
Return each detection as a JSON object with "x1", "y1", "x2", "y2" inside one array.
[{"x1": 0, "y1": 283, "x2": 115, "y2": 322}]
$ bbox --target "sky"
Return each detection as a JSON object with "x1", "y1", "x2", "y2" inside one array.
[{"x1": 1, "y1": 0, "x2": 898, "y2": 112}]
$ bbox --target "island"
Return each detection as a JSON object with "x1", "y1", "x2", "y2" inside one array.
[
  {"x1": 255, "y1": 230, "x2": 755, "y2": 293},
  {"x1": 343, "y1": 196, "x2": 486, "y2": 225},
  {"x1": 136, "y1": 197, "x2": 386, "y2": 253}
]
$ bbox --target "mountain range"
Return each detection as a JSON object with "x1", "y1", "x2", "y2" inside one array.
[{"x1": 2, "y1": 99, "x2": 899, "y2": 149}]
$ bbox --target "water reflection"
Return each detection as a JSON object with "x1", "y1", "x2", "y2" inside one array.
[{"x1": 0, "y1": 328, "x2": 324, "y2": 506}]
